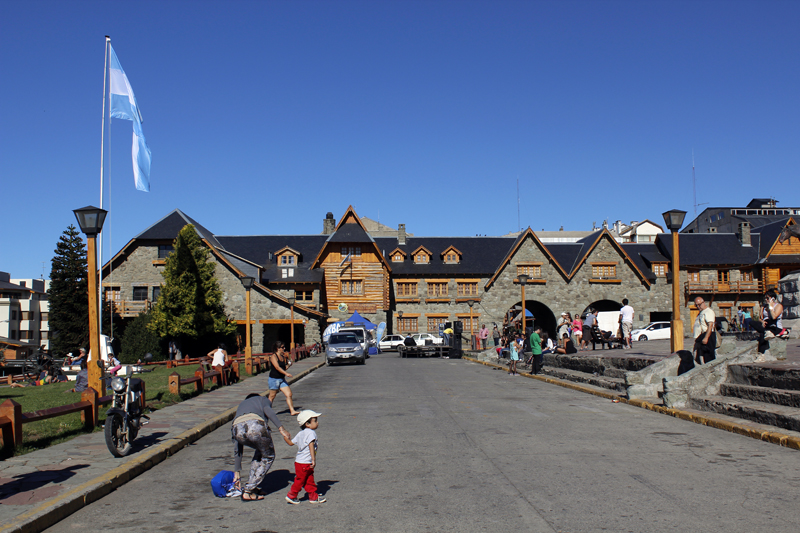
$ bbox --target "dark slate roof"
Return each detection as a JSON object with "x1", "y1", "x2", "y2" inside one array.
[
  {"x1": 753, "y1": 217, "x2": 791, "y2": 258},
  {"x1": 658, "y1": 233, "x2": 760, "y2": 266},
  {"x1": 373, "y1": 237, "x2": 516, "y2": 276},
  {"x1": 136, "y1": 209, "x2": 224, "y2": 250},
  {"x1": 762, "y1": 256, "x2": 800, "y2": 265},
  {"x1": 0, "y1": 280, "x2": 31, "y2": 292},
  {"x1": 327, "y1": 223, "x2": 374, "y2": 243},
  {"x1": 545, "y1": 243, "x2": 585, "y2": 275},
  {"x1": 620, "y1": 244, "x2": 663, "y2": 281},
  {"x1": 215, "y1": 235, "x2": 328, "y2": 284}
]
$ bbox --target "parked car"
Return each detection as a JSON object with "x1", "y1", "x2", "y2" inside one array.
[
  {"x1": 379, "y1": 334, "x2": 405, "y2": 351},
  {"x1": 411, "y1": 333, "x2": 444, "y2": 346},
  {"x1": 338, "y1": 325, "x2": 375, "y2": 358},
  {"x1": 325, "y1": 332, "x2": 366, "y2": 365},
  {"x1": 630, "y1": 321, "x2": 671, "y2": 342}
]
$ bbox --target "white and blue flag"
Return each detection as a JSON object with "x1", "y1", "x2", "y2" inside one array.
[{"x1": 109, "y1": 45, "x2": 151, "y2": 192}]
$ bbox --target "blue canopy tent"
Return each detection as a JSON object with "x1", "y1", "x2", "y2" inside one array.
[{"x1": 345, "y1": 311, "x2": 377, "y2": 330}]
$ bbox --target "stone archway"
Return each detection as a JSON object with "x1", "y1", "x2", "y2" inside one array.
[
  {"x1": 508, "y1": 300, "x2": 557, "y2": 340},
  {"x1": 585, "y1": 299, "x2": 623, "y2": 314}
]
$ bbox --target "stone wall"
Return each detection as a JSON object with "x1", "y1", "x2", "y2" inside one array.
[{"x1": 104, "y1": 244, "x2": 166, "y2": 300}]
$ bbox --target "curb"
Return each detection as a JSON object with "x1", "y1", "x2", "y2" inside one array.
[
  {"x1": 464, "y1": 357, "x2": 800, "y2": 452},
  {"x1": 1, "y1": 359, "x2": 327, "y2": 533}
]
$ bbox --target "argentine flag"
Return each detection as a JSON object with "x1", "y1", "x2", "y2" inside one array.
[{"x1": 109, "y1": 45, "x2": 151, "y2": 192}]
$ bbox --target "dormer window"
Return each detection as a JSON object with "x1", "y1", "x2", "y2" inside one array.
[
  {"x1": 412, "y1": 246, "x2": 432, "y2": 264},
  {"x1": 280, "y1": 255, "x2": 296, "y2": 265},
  {"x1": 441, "y1": 246, "x2": 462, "y2": 264},
  {"x1": 275, "y1": 247, "x2": 301, "y2": 268},
  {"x1": 389, "y1": 248, "x2": 407, "y2": 263}
]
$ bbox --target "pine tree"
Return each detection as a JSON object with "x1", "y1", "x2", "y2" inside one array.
[
  {"x1": 148, "y1": 224, "x2": 236, "y2": 356},
  {"x1": 49, "y1": 224, "x2": 89, "y2": 356}
]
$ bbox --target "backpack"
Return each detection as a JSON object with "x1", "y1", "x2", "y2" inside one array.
[{"x1": 210, "y1": 470, "x2": 235, "y2": 498}]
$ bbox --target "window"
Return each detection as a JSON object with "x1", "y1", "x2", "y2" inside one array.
[
  {"x1": 445, "y1": 253, "x2": 458, "y2": 263},
  {"x1": 652, "y1": 263, "x2": 667, "y2": 276},
  {"x1": 688, "y1": 271, "x2": 700, "y2": 282},
  {"x1": 341, "y1": 280, "x2": 363, "y2": 295},
  {"x1": 11, "y1": 310, "x2": 17, "y2": 320},
  {"x1": 342, "y1": 246, "x2": 361, "y2": 257},
  {"x1": 10, "y1": 330, "x2": 17, "y2": 340},
  {"x1": 441, "y1": 247, "x2": 461, "y2": 264},
  {"x1": 427, "y1": 316, "x2": 448, "y2": 332},
  {"x1": 41, "y1": 331, "x2": 49, "y2": 340},
  {"x1": 20, "y1": 330, "x2": 33, "y2": 340},
  {"x1": 416, "y1": 253, "x2": 428, "y2": 263},
  {"x1": 105, "y1": 287, "x2": 121, "y2": 302},
  {"x1": 397, "y1": 282, "x2": 418, "y2": 297},
  {"x1": 517, "y1": 263, "x2": 542, "y2": 278},
  {"x1": 281, "y1": 268, "x2": 295, "y2": 278},
  {"x1": 742, "y1": 270, "x2": 755, "y2": 282},
  {"x1": 40, "y1": 312, "x2": 49, "y2": 321},
  {"x1": 296, "y1": 290, "x2": 313, "y2": 301},
  {"x1": 457, "y1": 316, "x2": 478, "y2": 332},
  {"x1": 591, "y1": 264, "x2": 617, "y2": 279},
  {"x1": 280, "y1": 255, "x2": 296, "y2": 265},
  {"x1": 393, "y1": 253, "x2": 404, "y2": 262},
  {"x1": 718, "y1": 271, "x2": 730, "y2": 283},
  {"x1": 457, "y1": 282, "x2": 478, "y2": 297},
  {"x1": 398, "y1": 317, "x2": 418, "y2": 332},
  {"x1": 158, "y1": 245, "x2": 174, "y2": 259},
  {"x1": 132, "y1": 287, "x2": 148, "y2": 301},
  {"x1": 21, "y1": 311, "x2": 33, "y2": 320},
  {"x1": 152, "y1": 286, "x2": 161, "y2": 302},
  {"x1": 719, "y1": 306, "x2": 732, "y2": 320},
  {"x1": 427, "y1": 282, "x2": 448, "y2": 297}
]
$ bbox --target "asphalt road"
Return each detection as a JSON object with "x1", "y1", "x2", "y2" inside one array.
[{"x1": 48, "y1": 352, "x2": 800, "y2": 533}]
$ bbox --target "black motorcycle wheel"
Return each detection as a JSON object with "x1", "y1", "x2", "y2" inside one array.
[{"x1": 105, "y1": 412, "x2": 132, "y2": 457}]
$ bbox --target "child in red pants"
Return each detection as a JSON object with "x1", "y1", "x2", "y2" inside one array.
[{"x1": 284, "y1": 410, "x2": 326, "y2": 504}]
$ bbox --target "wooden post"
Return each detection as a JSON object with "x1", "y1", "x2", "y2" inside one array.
[
  {"x1": 0, "y1": 399, "x2": 22, "y2": 447},
  {"x1": 671, "y1": 230, "x2": 684, "y2": 353},
  {"x1": 194, "y1": 368, "x2": 205, "y2": 393},
  {"x1": 290, "y1": 303, "x2": 295, "y2": 350},
  {"x1": 81, "y1": 388, "x2": 99, "y2": 428},
  {"x1": 245, "y1": 288, "x2": 253, "y2": 374},
  {"x1": 86, "y1": 233, "x2": 105, "y2": 397},
  {"x1": 169, "y1": 372, "x2": 180, "y2": 395},
  {"x1": 521, "y1": 283, "x2": 526, "y2": 334},
  {"x1": 231, "y1": 361, "x2": 240, "y2": 381}
]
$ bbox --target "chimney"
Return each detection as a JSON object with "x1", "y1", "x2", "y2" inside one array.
[
  {"x1": 323, "y1": 212, "x2": 335, "y2": 235},
  {"x1": 398, "y1": 224, "x2": 407, "y2": 245},
  {"x1": 738, "y1": 222, "x2": 751, "y2": 246}
]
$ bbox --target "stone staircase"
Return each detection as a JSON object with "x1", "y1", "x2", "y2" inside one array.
[
  {"x1": 688, "y1": 361, "x2": 800, "y2": 432},
  {"x1": 540, "y1": 352, "x2": 662, "y2": 394}
]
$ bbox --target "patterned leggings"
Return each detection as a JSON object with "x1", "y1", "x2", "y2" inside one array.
[{"x1": 232, "y1": 420, "x2": 276, "y2": 492}]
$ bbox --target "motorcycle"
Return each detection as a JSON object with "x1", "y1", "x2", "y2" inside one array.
[{"x1": 104, "y1": 365, "x2": 149, "y2": 457}]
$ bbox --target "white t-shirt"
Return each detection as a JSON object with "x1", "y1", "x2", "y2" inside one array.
[
  {"x1": 620, "y1": 305, "x2": 634, "y2": 323},
  {"x1": 693, "y1": 308, "x2": 716, "y2": 338},
  {"x1": 211, "y1": 349, "x2": 226, "y2": 367},
  {"x1": 292, "y1": 428, "x2": 318, "y2": 464}
]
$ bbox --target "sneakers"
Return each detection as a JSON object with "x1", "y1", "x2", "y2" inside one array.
[
  {"x1": 764, "y1": 331, "x2": 775, "y2": 340},
  {"x1": 310, "y1": 496, "x2": 327, "y2": 504},
  {"x1": 286, "y1": 495, "x2": 326, "y2": 504},
  {"x1": 779, "y1": 329, "x2": 790, "y2": 339},
  {"x1": 285, "y1": 496, "x2": 300, "y2": 505}
]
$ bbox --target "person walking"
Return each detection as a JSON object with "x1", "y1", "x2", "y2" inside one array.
[
  {"x1": 268, "y1": 341, "x2": 301, "y2": 416},
  {"x1": 284, "y1": 410, "x2": 326, "y2": 504},
  {"x1": 572, "y1": 313, "x2": 583, "y2": 347},
  {"x1": 231, "y1": 393, "x2": 293, "y2": 501},
  {"x1": 492, "y1": 325, "x2": 501, "y2": 348},
  {"x1": 619, "y1": 299, "x2": 634, "y2": 349},
  {"x1": 529, "y1": 326, "x2": 543, "y2": 374},
  {"x1": 692, "y1": 297, "x2": 716, "y2": 364},
  {"x1": 508, "y1": 337, "x2": 520, "y2": 376},
  {"x1": 479, "y1": 324, "x2": 489, "y2": 350},
  {"x1": 581, "y1": 309, "x2": 596, "y2": 350}
]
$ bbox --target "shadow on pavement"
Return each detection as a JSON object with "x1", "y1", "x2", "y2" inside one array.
[
  {"x1": 257, "y1": 469, "x2": 294, "y2": 495},
  {"x1": 0, "y1": 463, "x2": 90, "y2": 502}
]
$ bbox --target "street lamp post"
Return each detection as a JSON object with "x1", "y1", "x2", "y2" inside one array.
[
  {"x1": 662, "y1": 209, "x2": 687, "y2": 353},
  {"x1": 467, "y1": 300, "x2": 475, "y2": 350},
  {"x1": 518, "y1": 274, "x2": 529, "y2": 334},
  {"x1": 240, "y1": 276, "x2": 254, "y2": 374},
  {"x1": 397, "y1": 310, "x2": 403, "y2": 333},
  {"x1": 288, "y1": 292, "x2": 296, "y2": 350},
  {"x1": 73, "y1": 206, "x2": 108, "y2": 397}
]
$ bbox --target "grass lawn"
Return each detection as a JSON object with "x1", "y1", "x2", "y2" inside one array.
[{"x1": 0, "y1": 364, "x2": 255, "y2": 457}]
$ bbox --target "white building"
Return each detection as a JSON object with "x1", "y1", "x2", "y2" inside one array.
[{"x1": 0, "y1": 272, "x2": 49, "y2": 360}]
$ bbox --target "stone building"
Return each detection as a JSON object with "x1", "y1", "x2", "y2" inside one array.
[{"x1": 100, "y1": 207, "x2": 800, "y2": 351}]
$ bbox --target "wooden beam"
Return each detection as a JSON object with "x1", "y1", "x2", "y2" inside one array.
[{"x1": 258, "y1": 319, "x2": 304, "y2": 324}]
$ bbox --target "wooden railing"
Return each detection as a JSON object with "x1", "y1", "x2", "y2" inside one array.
[
  {"x1": 684, "y1": 280, "x2": 764, "y2": 294},
  {"x1": 110, "y1": 300, "x2": 152, "y2": 317}
]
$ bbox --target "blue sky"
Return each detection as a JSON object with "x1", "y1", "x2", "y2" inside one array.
[{"x1": 2, "y1": 0, "x2": 799, "y2": 279}]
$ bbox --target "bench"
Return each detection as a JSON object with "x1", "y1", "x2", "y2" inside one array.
[
  {"x1": 0, "y1": 386, "x2": 121, "y2": 451},
  {"x1": 168, "y1": 366, "x2": 207, "y2": 396},
  {"x1": 589, "y1": 326, "x2": 622, "y2": 350}
]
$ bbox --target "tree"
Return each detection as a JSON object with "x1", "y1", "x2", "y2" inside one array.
[
  {"x1": 120, "y1": 310, "x2": 163, "y2": 363},
  {"x1": 148, "y1": 224, "x2": 236, "y2": 356},
  {"x1": 49, "y1": 224, "x2": 89, "y2": 356}
]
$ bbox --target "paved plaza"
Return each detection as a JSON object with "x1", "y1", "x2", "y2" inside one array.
[{"x1": 39, "y1": 351, "x2": 800, "y2": 533}]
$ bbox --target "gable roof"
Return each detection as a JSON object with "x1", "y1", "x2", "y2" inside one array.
[
  {"x1": 136, "y1": 209, "x2": 224, "y2": 250},
  {"x1": 215, "y1": 235, "x2": 327, "y2": 283},
  {"x1": 485, "y1": 228, "x2": 570, "y2": 289},
  {"x1": 759, "y1": 217, "x2": 795, "y2": 258},
  {"x1": 569, "y1": 229, "x2": 651, "y2": 286},
  {"x1": 311, "y1": 206, "x2": 392, "y2": 271},
  {"x1": 440, "y1": 245, "x2": 462, "y2": 258},
  {"x1": 411, "y1": 245, "x2": 433, "y2": 257},
  {"x1": 374, "y1": 236, "x2": 515, "y2": 276}
]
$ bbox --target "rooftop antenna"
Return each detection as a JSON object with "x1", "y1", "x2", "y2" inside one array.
[{"x1": 517, "y1": 177, "x2": 521, "y2": 231}]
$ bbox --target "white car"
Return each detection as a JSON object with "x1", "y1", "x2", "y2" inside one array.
[
  {"x1": 379, "y1": 335, "x2": 406, "y2": 351},
  {"x1": 631, "y1": 321, "x2": 671, "y2": 341},
  {"x1": 412, "y1": 333, "x2": 444, "y2": 346}
]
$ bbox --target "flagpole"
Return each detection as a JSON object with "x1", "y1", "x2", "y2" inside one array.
[{"x1": 98, "y1": 36, "x2": 110, "y2": 335}]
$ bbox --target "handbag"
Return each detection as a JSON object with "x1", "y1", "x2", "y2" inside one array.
[{"x1": 210, "y1": 470, "x2": 235, "y2": 498}]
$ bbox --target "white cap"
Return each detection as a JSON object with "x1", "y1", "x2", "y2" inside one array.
[{"x1": 297, "y1": 410, "x2": 322, "y2": 426}]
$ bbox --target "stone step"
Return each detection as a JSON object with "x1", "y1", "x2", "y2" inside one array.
[
  {"x1": 720, "y1": 383, "x2": 800, "y2": 408},
  {"x1": 689, "y1": 395, "x2": 800, "y2": 433},
  {"x1": 539, "y1": 366, "x2": 627, "y2": 393},
  {"x1": 542, "y1": 353, "x2": 662, "y2": 381},
  {"x1": 728, "y1": 363, "x2": 800, "y2": 390}
]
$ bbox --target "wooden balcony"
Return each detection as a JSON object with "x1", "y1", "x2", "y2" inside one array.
[
  {"x1": 684, "y1": 280, "x2": 763, "y2": 294},
  {"x1": 109, "y1": 300, "x2": 152, "y2": 317}
]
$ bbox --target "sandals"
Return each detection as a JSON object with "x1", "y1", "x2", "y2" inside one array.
[{"x1": 241, "y1": 491, "x2": 264, "y2": 501}]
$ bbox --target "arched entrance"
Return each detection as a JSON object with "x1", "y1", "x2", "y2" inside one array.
[
  {"x1": 507, "y1": 300, "x2": 557, "y2": 340},
  {"x1": 585, "y1": 299, "x2": 623, "y2": 334},
  {"x1": 585, "y1": 299, "x2": 623, "y2": 314}
]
